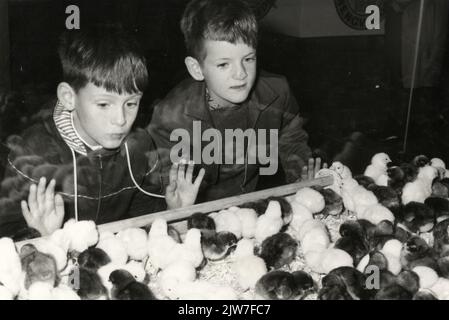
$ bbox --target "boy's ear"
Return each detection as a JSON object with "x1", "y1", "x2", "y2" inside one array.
[
  {"x1": 57, "y1": 82, "x2": 76, "y2": 111},
  {"x1": 184, "y1": 56, "x2": 204, "y2": 81}
]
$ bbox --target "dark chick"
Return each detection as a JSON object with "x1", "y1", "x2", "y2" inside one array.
[
  {"x1": 353, "y1": 175, "x2": 375, "y2": 189},
  {"x1": 201, "y1": 230, "x2": 238, "y2": 261},
  {"x1": 433, "y1": 218, "x2": 449, "y2": 256},
  {"x1": 255, "y1": 270, "x2": 312, "y2": 300},
  {"x1": 20, "y1": 244, "x2": 58, "y2": 289},
  {"x1": 412, "y1": 155, "x2": 430, "y2": 169},
  {"x1": 109, "y1": 269, "x2": 156, "y2": 300},
  {"x1": 425, "y1": 197, "x2": 449, "y2": 222},
  {"x1": 319, "y1": 267, "x2": 370, "y2": 300},
  {"x1": 259, "y1": 233, "x2": 298, "y2": 269},
  {"x1": 77, "y1": 267, "x2": 108, "y2": 300},
  {"x1": 187, "y1": 212, "x2": 216, "y2": 232},
  {"x1": 431, "y1": 178, "x2": 449, "y2": 198},
  {"x1": 387, "y1": 165, "x2": 406, "y2": 195},
  {"x1": 375, "y1": 270, "x2": 420, "y2": 300},
  {"x1": 400, "y1": 162, "x2": 419, "y2": 183},
  {"x1": 241, "y1": 197, "x2": 292, "y2": 225},
  {"x1": 335, "y1": 235, "x2": 369, "y2": 266},
  {"x1": 399, "y1": 202, "x2": 435, "y2": 233},
  {"x1": 367, "y1": 185, "x2": 401, "y2": 216},
  {"x1": 78, "y1": 247, "x2": 111, "y2": 271},
  {"x1": 316, "y1": 188, "x2": 344, "y2": 216},
  {"x1": 413, "y1": 290, "x2": 438, "y2": 300},
  {"x1": 400, "y1": 236, "x2": 438, "y2": 270}
]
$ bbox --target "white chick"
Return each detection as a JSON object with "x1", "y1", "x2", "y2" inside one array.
[
  {"x1": 173, "y1": 280, "x2": 238, "y2": 300},
  {"x1": 297, "y1": 219, "x2": 327, "y2": 241},
  {"x1": 375, "y1": 174, "x2": 389, "y2": 187},
  {"x1": 147, "y1": 218, "x2": 178, "y2": 270},
  {"x1": 412, "y1": 266, "x2": 439, "y2": 289},
  {"x1": 116, "y1": 228, "x2": 148, "y2": 261},
  {"x1": 123, "y1": 260, "x2": 146, "y2": 283},
  {"x1": 402, "y1": 166, "x2": 438, "y2": 204},
  {"x1": 234, "y1": 208, "x2": 258, "y2": 239},
  {"x1": 213, "y1": 209, "x2": 242, "y2": 239},
  {"x1": 315, "y1": 168, "x2": 343, "y2": 195},
  {"x1": 430, "y1": 277, "x2": 449, "y2": 300},
  {"x1": 255, "y1": 201, "x2": 284, "y2": 244},
  {"x1": 304, "y1": 250, "x2": 325, "y2": 274},
  {"x1": 356, "y1": 254, "x2": 370, "y2": 273},
  {"x1": 27, "y1": 282, "x2": 54, "y2": 300},
  {"x1": 381, "y1": 239, "x2": 402, "y2": 259},
  {"x1": 62, "y1": 219, "x2": 99, "y2": 252},
  {"x1": 301, "y1": 228, "x2": 330, "y2": 254},
  {"x1": 430, "y1": 158, "x2": 449, "y2": 178},
  {"x1": 351, "y1": 185, "x2": 378, "y2": 217},
  {"x1": 168, "y1": 228, "x2": 203, "y2": 268},
  {"x1": 330, "y1": 161, "x2": 352, "y2": 179},
  {"x1": 233, "y1": 239, "x2": 267, "y2": 290},
  {"x1": 359, "y1": 204, "x2": 395, "y2": 225},
  {"x1": 96, "y1": 232, "x2": 128, "y2": 265},
  {"x1": 320, "y1": 248, "x2": 354, "y2": 274},
  {"x1": 364, "y1": 152, "x2": 391, "y2": 181},
  {"x1": 31, "y1": 238, "x2": 68, "y2": 272},
  {"x1": 52, "y1": 284, "x2": 81, "y2": 300},
  {"x1": 287, "y1": 201, "x2": 313, "y2": 240},
  {"x1": 0, "y1": 237, "x2": 22, "y2": 296},
  {"x1": 0, "y1": 285, "x2": 13, "y2": 300},
  {"x1": 294, "y1": 187, "x2": 325, "y2": 214},
  {"x1": 159, "y1": 260, "x2": 197, "y2": 299}
]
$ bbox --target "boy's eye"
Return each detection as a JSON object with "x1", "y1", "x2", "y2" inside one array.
[
  {"x1": 217, "y1": 63, "x2": 229, "y2": 69},
  {"x1": 97, "y1": 103, "x2": 110, "y2": 108},
  {"x1": 245, "y1": 57, "x2": 256, "y2": 62},
  {"x1": 126, "y1": 101, "x2": 139, "y2": 108}
]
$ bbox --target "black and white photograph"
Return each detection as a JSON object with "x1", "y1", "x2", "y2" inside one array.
[{"x1": 0, "y1": 0, "x2": 449, "y2": 304}]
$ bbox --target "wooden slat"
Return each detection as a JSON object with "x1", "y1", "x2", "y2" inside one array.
[{"x1": 16, "y1": 175, "x2": 333, "y2": 247}]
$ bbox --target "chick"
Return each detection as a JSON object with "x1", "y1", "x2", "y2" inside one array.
[
  {"x1": 330, "y1": 161, "x2": 352, "y2": 180},
  {"x1": 212, "y1": 209, "x2": 243, "y2": 239},
  {"x1": 167, "y1": 225, "x2": 183, "y2": 243},
  {"x1": 255, "y1": 201, "x2": 284, "y2": 244},
  {"x1": 77, "y1": 267, "x2": 108, "y2": 300},
  {"x1": 412, "y1": 155, "x2": 430, "y2": 169},
  {"x1": 147, "y1": 218, "x2": 179, "y2": 270},
  {"x1": 0, "y1": 237, "x2": 23, "y2": 296},
  {"x1": 316, "y1": 187, "x2": 344, "y2": 216},
  {"x1": 201, "y1": 231, "x2": 238, "y2": 261},
  {"x1": 96, "y1": 232, "x2": 128, "y2": 266},
  {"x1": 109, "y1": 269, "x2": 156, "y2": 300},
  {"x1": 432, "y1": 218, "x2": 449, "y2": 256},
  {"x1": 399, "y1": 202, "x2": 435, "y2": 233},
  {"x1": 334, "y1": 235, "x2": 368, "y2": 266},
  {"x1": 60, "y1": 219, "x2": 99, "y2": 253},
  {"x1": 158, "y1": 260, "x2": 197, "y2": 299},
  {"x1": 294, "y1": 187, "x2": 325, "y2": 214},
  {"x1": 412, "y1": 266, "x2": 439, "y2": 289},
  {"x1": 425, "y1": 197, "x2": 449, "y2": 222},
  {"x1": 187, "y1": 212, "x2": 216, "y2": 232},
  {"x1": 413, "y1": 289, "x2": 438, "y2": 300},
  {"x1": 233, "y1": 207, "x2": 258, "y2": 238},
  {"x1": 400, "y1": 236, "x2": 438, "y2": 270},
  {"x1": 430, "y1": 158, "x2": 449, "y2": 179},
  {"x1": 255, "y1": 270, "x2": 314, "y2": 300},
  {"x1": 359, "y1": 204, "x2": 395, "y2": 226},
  {"x1": 166, "y1": 228, "x2": 204, "y2": 269},
  {"x1": 364, "y1": 153, "x2": 391, "y2": 182},
  {"x1": 233, "y1": 239, "x2": 267, "y2": 290},
  {"x1": 287, "y1": 201, "x2": 313, "y2": 239},
  {"x1": 402, "y1": 166, "x2": 438, "y2": 205},
  {"x1": 116, "y1": 228, "x2": 148, "y2": 261},
  {"x1": 319, "y1": 267, "x2": 370, "y2": 300},
  {"x1": 259, "y1": 233, "x2": 298, "y2": 269},
  {"x1": 353, "y1": 175, "x2": 376, "y2": 189},
  {"x1": 387, "y1": 165, "x2": 407, "y2": 195},
  {"x1": 431, "y1": 178, "x2": 449, "y2": 198},
  {"x1": 20, "y1": 244, "x2": 58, "y2": 289},
  {"x1": 367, "y1": 185, "x2": 401, "y2": 216},
  {"x1": 77, "y1": 247, "x2": 111, "y2": 271}
]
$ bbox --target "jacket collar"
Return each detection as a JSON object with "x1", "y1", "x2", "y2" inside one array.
[{"x1": 184, "y1": 72, "x2": 280, "y2": 126}]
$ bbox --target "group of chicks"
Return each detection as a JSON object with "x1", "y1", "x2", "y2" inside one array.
[{"x1": 2, "y1": 152, "x2": 449, "y2": 300}]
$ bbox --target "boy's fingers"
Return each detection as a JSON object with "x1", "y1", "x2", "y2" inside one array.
[
  {"x1": 45, "y1": 179, "x2": 56, "y2": 212},
  {"x1": 308, "y1": 158, "x2": 314, "y2": 180},
  {"x1": 54, "y1": 194, "x2": 65, "y2": 219},
  {"x1": 185, "y1": 161, "x2": 194, "y2": 182},
  {"x1": 314, "y1": 158, "x2": 321, "y2": 175},
  {"x1": 36, "y1": 177, "x2": 46, "y2": 213},
  {"x1": 178, "y1": 159, "x2": 186, "y2": 181},
  {"x1": 193, "y1": 168, "x2": 205, "y2": 188},
  {"x1": 28, "y1": 184, "x2": 38, "y2": 217},
  {"x1": 21, "y1": 200, "x2": 32, "y2": 223},
  {"x1": 168, "y1": 163, "x2": 178, "y2": 185},
  {"x1": 301, "y1": 165, "x2": 308, "y2": 181},
  {"x1": 323, "y1": 162, "x2": 328, "y2": 169}
]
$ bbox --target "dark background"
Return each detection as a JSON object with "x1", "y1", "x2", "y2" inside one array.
[{"x1": 2, "y1": 0, "x2": 449, "y2": 177}]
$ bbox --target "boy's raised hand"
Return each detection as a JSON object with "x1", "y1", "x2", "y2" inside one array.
[
  {"x1": 165, "y1": 160, "x2": 205, "y2": 210},
  {"x1": 21, "y1": 177, "x2": 65, "y2": 236},
  {"x1": 301, "y1": 157, "x2": 328, "y2": 181}
]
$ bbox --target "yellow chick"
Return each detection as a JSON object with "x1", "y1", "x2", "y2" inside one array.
[
  {"x1": 212, "y1": 209, "x2": 243, "y2": 239},
  {"x1": 233, "y1": 239, "x2": 267, "y2": 290},
  {"x1": 364, "y1": 153, "x2": 391, "y2": 181},
  {"x1": 116, "y1": 228, "x2": 148, "y2": 261},
  {"x1": 294, "y1": 187, "x2": 325, "y2": 214},
  {"x1": 159, "y1": 260, "x2": 197, "y2": 299},
  {"x1": 96, "y1": 232, "x2": 128, "y2": 266},
  {"x1": 234, "y1": 208, "x2": 258, "y2": 239},
  {"x1": 413, "y1": 266, "x2": 439, "y2": 289},
  {"x1": 359, "y1": 204, "x2": 395, "y2": 225},
  {"x1": 147, "y1": 218, "x2": 178, "y2": 270}
]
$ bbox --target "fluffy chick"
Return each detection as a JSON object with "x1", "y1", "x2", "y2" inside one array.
[
  {"x1": 201, "y1": 231, "x2": 238, "y2": 261},
  {"x1": 255, "y1": 201, "x2": 284, "y2": 244},
  {"x1": 116, "y1": 228, "x2": 148, "y2": 261},
  {"x1": 255, "y1": 270, "x2": 314, "y2": 300},
  {"x1": 425, "y1": 197, "x2": 449, "y2": 222},
  {"x1": 364, "y1": 153, "x2": 391, "y2": 182},
  {"x1": 77, "y1": 267, "x2": 108, "y2": 300},
  {"x1": 259, "y1": 233, "x2": 298, "y2": 269},
  {"x1": 400, "y1": 236, "x2": 438, "y2": 270},
  {"x1": 233, "y1": 239, "x2": 267, "y2": 290},
  {"x1": 110, "y1": 269, "x2": 156, "y2": 300},
  {"x1": 187, "y1": 212, "x2": 216, "y2": 232},
  {"x1": 399, "y1": 202, "x2": 435, "y2": 233},
  {"x1": 319, "y1": 267, "x2": 370, "y2": 300},
  {"x1": 77, "y1": 247, "x2": 111, "y2": 271},
  {"x1": 20, "y1": 244, "x2": 58, "y2": 289}
]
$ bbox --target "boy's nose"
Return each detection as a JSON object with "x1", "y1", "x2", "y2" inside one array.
[
  {"x1": 233, "y1": 63, "x2": 247, "y2": 80},
  {"x1": 111, "y1": 107, "x2": 126, "y2": 126}
]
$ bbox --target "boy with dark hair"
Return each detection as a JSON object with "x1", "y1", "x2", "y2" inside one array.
[
  {"x1": 0, "y1": 26, "x2": 204, "y2": 239},
  {"x1": 148, "y1": 0, "x2": 318, "y2": 202}
]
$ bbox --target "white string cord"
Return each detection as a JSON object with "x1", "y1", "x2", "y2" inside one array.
[
  {"x1": 70, "y1": 148, "x2": 79, "y2": 221},
  {"x1": 124, "y1": 142, "x2": 165, "y2": 198}
]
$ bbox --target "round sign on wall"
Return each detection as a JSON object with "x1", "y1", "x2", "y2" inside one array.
[{"x1": 334, "y1": 0, "x2": 384, "y2": 30}]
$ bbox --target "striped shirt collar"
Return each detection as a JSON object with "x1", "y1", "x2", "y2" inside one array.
[{"x1": 53, "y1": 101, "x2": 102, "y2": 156}]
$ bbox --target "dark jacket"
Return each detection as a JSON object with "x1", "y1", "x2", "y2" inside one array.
[
  {"x1": 147, "y1": 71, "x2": 312, "y2": 202},
  {"x1": 0, "y1": 106, "x2": 166, "y2": 239}
]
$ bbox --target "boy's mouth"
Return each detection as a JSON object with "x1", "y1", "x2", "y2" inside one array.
[{"x1": 230, "y1": 84, "x2": 247, "y2": 91}]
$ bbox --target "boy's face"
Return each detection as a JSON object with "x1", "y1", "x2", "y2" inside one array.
[
  {"x1": 200, "y1": 40, "x2": 257, "y2": 107},
  {"x1": 72, "y1": 83, "x2": 142, "y2": 149}
]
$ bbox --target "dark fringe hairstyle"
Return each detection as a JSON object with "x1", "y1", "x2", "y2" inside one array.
[
  {"x1": 58, "y1": 25, "x2": 148, "y2": 94},
  {"x1": 180, "y1": 0, "x2": 258, "y2": 61}
]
